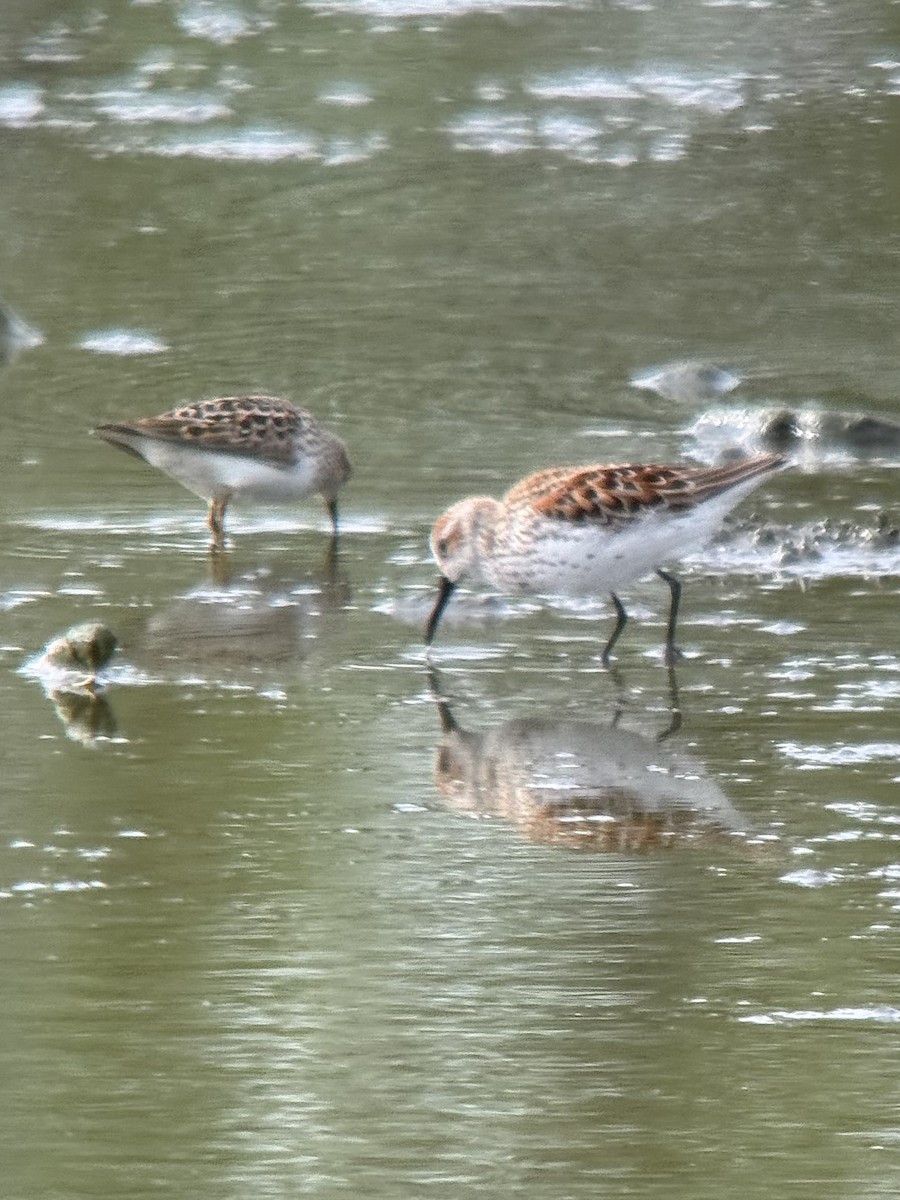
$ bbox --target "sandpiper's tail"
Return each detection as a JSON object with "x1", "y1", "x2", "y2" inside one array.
[
  {"x1": 683, "y1": 451, "x2": 788, "y2": 503},
  {"x1": 93, "y1": 423, "x2": 149, "y2": 461}
]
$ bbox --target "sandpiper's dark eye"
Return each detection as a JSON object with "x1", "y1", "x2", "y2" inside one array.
[{"x1": 436, "y1": 538, "x2": 450, "y2": 557}]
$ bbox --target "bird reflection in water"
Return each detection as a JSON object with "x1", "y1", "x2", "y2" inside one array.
[
  {"x1": 428, "y1": 669, "x2": 748, "y2": 852},
  {"x1": 139, "y1": 540, "x2": 349, "y2": 673}
]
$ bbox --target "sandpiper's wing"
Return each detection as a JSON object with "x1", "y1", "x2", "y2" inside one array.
[
  {"x1": 96, "y1": 396, "x2": 310, "y2": 466},
  {"x1": 510, "y1": 453, "x2": 786, "y2": 528}
]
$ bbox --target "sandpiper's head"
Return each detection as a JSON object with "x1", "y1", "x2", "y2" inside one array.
[
  {"x1": 318, "y1": 436, "x2": 352, "y2": 496},
  {"x1": 429, "y1": 496, "x2": 498, "y2": 583},
  {"x1": 425, "y1": 497, "x2": 499, "y2": 647},
  {"x1": 317, "y1": 437, "x2": 353, "y2": 533}
]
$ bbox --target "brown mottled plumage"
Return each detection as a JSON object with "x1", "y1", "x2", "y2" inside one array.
[
  {"x1": 521, "y1": 457, "x2": 779, "y2": 524},
  {"x1": 122, "y1": 396, "x2": 312, "y2": 464}
]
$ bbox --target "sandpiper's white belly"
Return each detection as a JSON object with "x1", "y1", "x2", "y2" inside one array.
[
  {"x1": 138, "y1": 440, "x2": 317, "y2": 503},
  {"x1": 485, "y1": 490, "x2": 744, "y2": 597}
]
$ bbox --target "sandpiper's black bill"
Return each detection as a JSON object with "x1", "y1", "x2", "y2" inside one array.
[{"x1": 425, "y1": 575, "x2": 456, "y2": 646}]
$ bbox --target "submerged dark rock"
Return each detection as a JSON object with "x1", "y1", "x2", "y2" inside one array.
[{"x1": 690, "y1": 404, "x2": 900, "y2": 461}]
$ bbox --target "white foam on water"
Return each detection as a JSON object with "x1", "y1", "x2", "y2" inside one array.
[
  {"x1": 741, "y1": 1006, "x2": 900, "y2": 1025},
  {"x1": 777, "y1": 741, "x2": 900, "y2": 767},
  {"x1": 0, "y1": 84, "x2": 44, "y2": 127},
  {"x1": 78, "y1": 329, "x2": 169, "y2": 355},
  {"x1": 94, "y1": 91, "x2": 232, "y2": 124}
]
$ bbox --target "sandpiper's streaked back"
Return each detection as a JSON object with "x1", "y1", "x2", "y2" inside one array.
[
  {"x1": 95, "y1": 395, "x2": 351, "y2": 548},
  {"x1": 425, "y1": 452, "x2": 786, "y2": 664}
]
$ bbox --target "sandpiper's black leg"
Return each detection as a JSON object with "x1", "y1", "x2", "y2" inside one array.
[
  {"x1": 657, "y1": 568, "x2": 683, "y2": 665},
  {"x1": 601, "y1": 592, "x2": 628, "y2": 666}
]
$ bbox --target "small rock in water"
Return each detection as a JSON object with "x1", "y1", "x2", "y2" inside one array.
[
  {"x1": 36, "y1": 622, "x2": 119, "y2": 684},
  {"x1": 631, "y1": 361, "x2": 742, "y2": 403},
  {"x1": 756, "y1": 409, "x2": 802, "y2": 452}
]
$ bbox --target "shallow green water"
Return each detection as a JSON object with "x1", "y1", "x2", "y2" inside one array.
[{"x1": 2, "y1": 2, "x2": 900, "y2": 1197}]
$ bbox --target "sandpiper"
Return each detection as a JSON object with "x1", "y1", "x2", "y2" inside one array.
[
  {"x1": 425, "y1": 452, "x2": 786, "y2": 664},
  {"x1": 95, "y1": 395, "x2": 351, "y2": 549}
]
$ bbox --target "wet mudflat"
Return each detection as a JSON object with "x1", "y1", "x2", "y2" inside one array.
[{"x1": 1, "y1": 2, "x2": 899, "y2": 1197}]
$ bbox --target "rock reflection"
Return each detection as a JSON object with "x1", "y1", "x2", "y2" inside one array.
[
  {"x1": 48, "y1": 688, "x2": 118, "y2": 746},
  {"x1": 429, "y1": 670, "x2": 748, "y2": 852}
]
